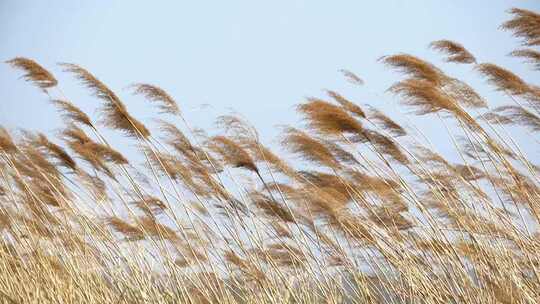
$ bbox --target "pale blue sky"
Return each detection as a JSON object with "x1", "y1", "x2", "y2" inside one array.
[{"x1": 1, "y1": 1, "x2": 539, "y2": 161}]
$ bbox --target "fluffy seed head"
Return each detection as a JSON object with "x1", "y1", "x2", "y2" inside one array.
[
  {"x1": 339, "y1": 69, "x2": 364, "y2": 85},
  {"x1": 60, "y1": 63, "x2": 150, "y2": 138},
  {"x1": 326, "y1": 90, "x2": 366, "y2": 118},
  {"x1": 429, "y1": 40, "x2": 476, "y2": 64},
  {"x1": 297, "y1": 98, "x2": 364, "y2": 136},
  {"x1": 380, "y1": 54, "x2": 447, "y2": 85},
  {"x1": 6, "y1": 57, "x2": 57, "y2": 89},
  {"x1": 50, "y1": 99, "x2": 93, "y2": 127},
  {"x1": 131, "y1": 83, "x2": 180, "y2": 115},
  {"x1": 510, "y1": 48, "x2": 540, "y2": 70},
  {"x1": 501, "y1": 8, "x2": 540, "y2": 46},
  {"x1": 476, "y1": 63, "x2": 532, "y2": 96}
]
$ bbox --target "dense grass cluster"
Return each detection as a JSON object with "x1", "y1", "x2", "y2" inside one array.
[{"x1": 1, "y1": 7, "x2": 539, "y2": 304}]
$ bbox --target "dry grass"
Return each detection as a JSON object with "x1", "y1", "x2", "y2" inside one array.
[{"x1": 1, "y1": 7, "x2": 540, "y2": 304}]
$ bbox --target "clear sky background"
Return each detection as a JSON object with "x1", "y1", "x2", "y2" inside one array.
[{"x1": 1, "y1": 1, "x2": 539, "y2": 162}]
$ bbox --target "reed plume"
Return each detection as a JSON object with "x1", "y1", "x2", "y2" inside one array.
[
  {"x1": 131, "y1": 83, "x2": 180, "y2": 115},
  {"x1": 207, "y1": 136, "x2": 258, "y2": 172},
  {"x1": 281, "y1": 127, "x2": 339, "y2": 168},
  {"x1": 380, "y1": 53, "x2": 447, "y2": 85},
  {"x1": 388, "y1": 78, "x2": 479, "y2": 128},
  {"x1": 108, "y1": 216, "x2": 144, "y2": 241},
  {"x1": 501, "y1": 8, "x2": 540, "y2": 46},
  {"x1": 475, "y1": 63, "x2": 534, "y2": 97},
  {"x1": 366, "y1": 106, "x2": 406, "y2": 137},
  {"x1": 510, "y1": 48, "x2": 540, "y2": 70},
  {"x1": 33, "y1": 133, "x2": 77, "y2": 170},
  {"x1": 60, "y1": 63, "x2": 151, "y2": 138},
  {"x1": 339, "y1": 69, "x2": 364, "y2": 85},
  {"x1": 6, "y1": 57, "x2": 57, "y2": 89},
  {"x1": 0, "y1": 127, "x2": 17, "y2": 154},
  {"x1": 481, "y1": 105, "x2": 540, "y2": 132},
  {"x1": 50, "y1": 99, "x2": 94, "y2": 127},
  {"x1": 297, "y1": 97, "x2": 364, "y2": 136},
  {"x1": 429, "y1": 40, "x2": 476, "y2": 64},
  {"x1": 326, "y1": 90, "x2": 366, "y2": 118}
]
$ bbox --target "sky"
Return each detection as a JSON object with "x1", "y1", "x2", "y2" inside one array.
[{"x1": 0, "y1": 1, "x2": 539, "y2": 162}]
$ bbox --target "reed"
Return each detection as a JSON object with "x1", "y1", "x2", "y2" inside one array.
[{"x1": 0, "y1": 7, "x2": 539, "y2": 304}]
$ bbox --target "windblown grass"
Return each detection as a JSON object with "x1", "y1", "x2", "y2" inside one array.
[{"x1": 0, "y1": 7, "x2": 539, "y2": 304}]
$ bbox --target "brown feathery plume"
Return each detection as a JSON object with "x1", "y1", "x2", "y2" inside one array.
[
  {"x1": 248, "y1": 191, "x2": 295, "y2": 223},
  {"x1": 216, "y1": 114, "x2": 258, "y2": 140},
  {"x1": 130, "y1": 196, "x2": 168, "y2": 216},
  {"x1": 281, "y1": 128, "x2": 339, "y2": 168},
  {"x1": 60, "y1": 63, "x2": 150, "y2": 138},
  {"x1": 63, "y1": 127, "x2": 127, "y2": 177},
  {"x1": 339, "y1": 69, "x2": 364, "y2": 85},
  {"x1": 330, "y1": 212, "x2": 374, "y2": 244},
  {"x1": 61, "y1": 123, "x2": 92, "y2": 144},
  {"x1": 224, "y1": 250, "x2": 249, "y2": 270},
  {"x1": 459, "y1": 136, "x2": 516, "y2": 160},
  {"x1": 388, "y1": 79, "x2": 479, "y2": 128},
  {"x1": 326, "y1": 90, "x2": 366, "y2": 118},
  {"x1": 297, "y1": 98, "x2": 364, "y2": 136},
  {"x1": 453, "y1": 164, "x2": 485, "y2": 181},
  {"x1": 366, "y1": 106, "x2": 406, "y2": 137},
  {"x1": 477, "y1": 111, "x2": 514, "y2": 125},
  {"x1": 268, "y1": 242, "x2": 307, "y2": 266},
  {"x1": 321, "y1": 140, "x2": 359, "y2": 166},
  {"x1": 144, "y1": 149, "x2": 192, "y2": 181},
  {"x1": 510, "y1": 49, "x2": 540, "y2": 70},
  {"x1": 224, "y1": 251, "x2": 266, "y2": 281},
  {"x1": 0, "y1": 127, "x2": 17, "y2": 154},
  {"x1": 50, "y1": 99, "x2": 93, "y2": 127},
  {"x1": 207, "y1": 136, "x2": 258, "y2": 172},
  {"x1": 369, "y1": 207, "x2": 413, "y2": 231},
  {"x1": 159, "y1": 121, "x2": 221, "y2": 171},
  {"x1": 18, "y1": 143, "x2": 61, "y2": 178},
  {"x1": 185, "y1": 160, "x2": 231, "y2": 201},
  {"x1": 0, "y1": 210, "x2": 10, "y2": 230},
  {"x1": 429, "y1": 40, "x2": 476, "y2": 64},
  {"x1": 6, "y1": 57, "x2": 57, "y2": 89},
  {"x1": 270, "y1": 221, "x2": 291, "y2": 238},
  {"x1": 298, "y1": 171, "x2": 354, "y2": 201},
  {"x1": 265, "y1": 182, "x2": 300, "y2": 200},
  {"x1": 108, "y1": 217, "x2": 144, "y2": 241},
  {"x1": 501, "y1": 8, "x2": 540, "y2": 46},
  {"x1": 75, "y1": 141, "x2": 128, "y2": 165},
  {"x1": 34, "y1": 133, "x2": 77, "y2": 170},
  {"x1": 31, "y1": 180, "x2": 67, "y2": 207},
  {"x1": 443, "y1": 78, "x2": 487, "y2": 108},
  {"x1": 475, "y1": 63, "x2": 536, "y2": 99},
  {"x1": 131, "y1": 83, "x2": 180, "y2": 115},
  {"x1": 480, "y1": 105, "x2": 540, "y2": 132},
  {"x1": 76, "y1": 169, "x2": 108, "y2": 200},
  {"x1": 413, "y1": 145, "x2": 452, "y2": 169},
  {"x1": 299, "y1": 185, "x2": 350, "y2": 215},
  {"x1": 352, "y1": 129, "x2": 409, "y2": 164},
  {"x1": 347, "y1": 170, "x2": 400, "y2": 193},
  {"x1": 175, "y1": 246, "x2": 208, "y2": 268},
  {"x1": 244, "y1": 140, "x2": 296, "y2": 177},
  {"x1": 253, "y1": 244, "x2": 306, "y2": 267},
  {"x1": 380, "y1": 54, "x2": 447, "y2": 85},
  {"x1": 158, "y1": 120, "x2": 195, "y2": 154},
  {"x1": 138, "y1": 216, "x2": 178, "y2": 241}
]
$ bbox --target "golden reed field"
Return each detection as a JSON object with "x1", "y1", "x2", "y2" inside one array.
[{"x1": 1, "y1": 7, "x2": 540, "y2": 304}]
